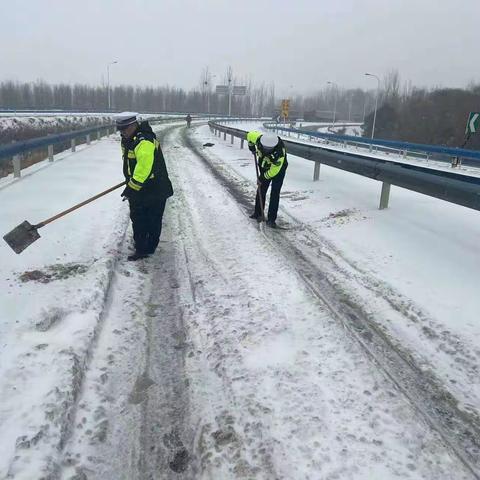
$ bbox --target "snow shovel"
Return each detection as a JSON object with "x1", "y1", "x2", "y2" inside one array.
[
  {"x1": 253, "y1": 152, "x2": 266, "y2": 222},
  {"x1": 3, "y1": 181, "x2": 125, "y2": 254}
]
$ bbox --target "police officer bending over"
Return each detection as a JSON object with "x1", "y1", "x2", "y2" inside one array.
[
  {"x1": 247, "y1": 131, "x2": 288, "y2": 228},
  {"x1": 116, "y1": 112, "x2": 174, "y2": 261}
]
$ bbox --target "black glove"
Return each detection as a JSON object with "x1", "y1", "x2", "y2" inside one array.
[
  {"x1": 121, "y1": 185, "x2": 136, "y2": 201},
  {"x1": 248, "y1": 143, "x2": 256, "y2": 153}
]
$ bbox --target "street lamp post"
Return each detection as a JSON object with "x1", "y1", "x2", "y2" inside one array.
[
  {"x1": 107, "y1": 61, "x2": 118, "y2": 111},
  {"x1": 365, "y1": 72, "x2": 380, "y2": 139},
  {"x1": 227, "y1": 68, "x2": 233, "y2": 117},
  {"x1": 204, "y1": 73, "x2": 216, "y2": 115},
  {"x1": 327, "y1": 81, "x2": 337, "y2": 128}
]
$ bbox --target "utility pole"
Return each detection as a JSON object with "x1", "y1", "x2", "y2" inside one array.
[
  {"x1": 365, "y1": 72, "x2": 380, "y2": 139},
  {"x1": 327, "y1": 81, "x2": 338, "y2": 128},
  {"x1": 203, "y1": 68, "x2": 216, "y2": 115},
  {"x1": 203, "y1": 67, "x2": 209, "y2": 114},
  {"x1": 107, "y1": 60, "x2": 118, "y2": 111},
  {"x1": 227, "y1": 66, "x2": 233, "y2": 116}
]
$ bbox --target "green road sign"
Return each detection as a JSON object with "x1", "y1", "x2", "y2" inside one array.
[{"x1": 465, "y1": 112, "x2": 480, "y2": 135}]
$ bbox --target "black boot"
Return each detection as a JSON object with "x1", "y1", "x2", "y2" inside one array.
[
  {"x1": 127, "y1": 252, "x2": 149, "y2": 261},
  {"x1": 266, "y1": 220, "x2": 277, "y2": 228}
]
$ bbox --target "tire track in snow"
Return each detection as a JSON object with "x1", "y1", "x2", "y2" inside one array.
[
  {"x1": 182, "y1": 126, "x2": 480, "y2": 479},
  {"x1": 152, "y1": 126, "x2": 475, "y2": 479},
  {"x1": 58, "y1": 124, "x2": 190, "y2": 480}
]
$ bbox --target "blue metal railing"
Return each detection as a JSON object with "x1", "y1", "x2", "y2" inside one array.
[
  {"x1": 263, "y1": 124, "x2": 480, "y2": 165},
  {"x1": 0, "y1": 125, "x2": 112, "y2": 161},
  {"x1": 0, "y1": 115, "x2": 189, "y2": 164}
]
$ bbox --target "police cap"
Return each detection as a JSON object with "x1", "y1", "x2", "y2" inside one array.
[{"x1": 115, "y1": 112, "x2": 139, "y2": 130}]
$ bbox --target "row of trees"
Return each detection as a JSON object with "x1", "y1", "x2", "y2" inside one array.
[
  {"x1": 287, "y1": 70, "x2": 480, "y2": 149},
  {"x1": 0, "y1": 79, "x2": 276, "y2": 117},
  {"x1": 0, "y1": 77, "x2": 383, "y2": 123},
  {"x1": 361, "y1": 70, "x2": 480, "y2": 148},
  {"x1": 1, "y1": 69, "x2": 479, "y2": 148}
]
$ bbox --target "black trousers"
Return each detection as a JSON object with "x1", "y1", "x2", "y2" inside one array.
[
  {"x1": 129, "y1": 196, "x2": 167, "y2": 254},
  {"x1": 254, "y1": 164, "x2": 287, "y2": 222}
]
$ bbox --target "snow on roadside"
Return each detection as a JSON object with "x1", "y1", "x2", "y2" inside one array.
[
  {"x1": 193, "y1": 124, "x2": 480, "y2": 419},
  {"x1": 316, "y1": 123, "x2": 363, "y2": 136},
  {"x1": 0, "y1": 115, "x2": 111, "y2": 138},
  {"x1": 0, "y1": 133, "x2": 130, "y2": 478},
  {"x1": 0, "y1": 120, "x2": 186, "y2": 479}
]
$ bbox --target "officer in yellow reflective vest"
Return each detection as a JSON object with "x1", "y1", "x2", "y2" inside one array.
[
  {"x1": 246, "y1": 131, "x2": 288, "y2": 228},
  {"x1": 116, "y1": 112, "x2": 174, "y2": 261}
]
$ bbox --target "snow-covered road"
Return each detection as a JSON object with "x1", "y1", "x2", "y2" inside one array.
[
  {"x1": 0, "y1": 123, "x2": 479, "y2": 479},
  {"x1": 212, "y1": 122, "x2": 480, "y2": 419}
]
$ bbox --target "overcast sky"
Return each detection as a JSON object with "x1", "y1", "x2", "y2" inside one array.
[{"x1": 1, "y1": 0, "x2": 479, "y2": 96}]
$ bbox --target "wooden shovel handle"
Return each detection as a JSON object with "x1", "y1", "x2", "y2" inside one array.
[
  {"x1": 35, "y1": 181, "x2": 126, "y2": 229},
  {"x1": 253, "y1": 152, "x2": 266, "y2": 221}
]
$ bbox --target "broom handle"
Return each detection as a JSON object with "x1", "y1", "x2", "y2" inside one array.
[
  {"x1": 253, "y1": 152, "x2": 266, "y2": 221},
  {"x1": 35, "y1": 181, "x2": 126, "y2": 229}
]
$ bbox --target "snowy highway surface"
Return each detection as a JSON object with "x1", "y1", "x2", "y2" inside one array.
[{"x1": 0, "y1": 121, "x2": 479, "y2": 479}]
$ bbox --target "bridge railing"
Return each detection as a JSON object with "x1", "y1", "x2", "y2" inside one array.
[
  {"x1": 264, "y1": 123, "x2": 480, "y2": 168},
  {"x1": 0, "y1": 115, "x2": 185, "y2": 178},
  {"x1": 209, "y1": 120, "x2": 480, "y2": 212}
]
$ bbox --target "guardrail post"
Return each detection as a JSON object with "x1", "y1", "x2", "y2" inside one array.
[
  {"x1": 97, "y1": 130, "x2": 101, "y2": 141},
  {"x1": 313, "y1": 161, "x2": 321, "y2": 181},
  {"x1": 240, "y1": 139, "x2": 244, "y2": 149},
  {"x1": 13, "y1": 154, "x2": 21, "y2": 178},
  {"x1": 71, "y1": 138, "x2": 76, "y2": 152},
  {"x1": 48, "y1": 144, "x2": 54, "y2": 162},
  {"x1": 223, "y1": 132, "x2": 227, "y2": 140},
  {"x1": 86, "y1": 134, "x2": 91, "y2": 145},
  {"x1": 231, "y1": 134, "x2": 234, "y2": 144},
  {"x1": 379, "y1": 182, "x2": 391, "y2": 210}
]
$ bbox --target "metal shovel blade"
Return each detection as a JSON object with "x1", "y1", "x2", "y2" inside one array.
[{"x1": 3, "y1": 220, "x2": 41, "y2": 254}]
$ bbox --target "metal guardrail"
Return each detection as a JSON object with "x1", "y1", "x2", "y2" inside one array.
[
  {"x1": 264, "y1": 123, "x2": 480, "y2": 167},
  {"x1": 0, "y1": 115, "x2": 186, "y2": 178},
  {"x1": 0, "y1": 124, "x2": 114, "y2": 162},
  {"x1": 209, "y1": 120, "x2": 480, "y2": 212}
]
